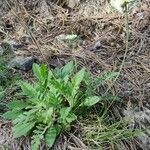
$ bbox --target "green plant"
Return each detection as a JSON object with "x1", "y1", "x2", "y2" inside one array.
[
  {"x1": 81, "y1": 114, "x2": 142, "y2": 150},
  {"x1": 0, "y1": 56, "x2": 21, "y2": 103},
  {"x1": 0, "y1": 57, "x2": 9, "y2": 86},
  {"x1": 3, "y1": 61, "x2": 118, "y2": 149},
  {"x1": 106, "y1": 0, "x2": 131, "y2": 93},
  {"x1": 0, "y1": 56, "x2": 20, "y2": 87}
]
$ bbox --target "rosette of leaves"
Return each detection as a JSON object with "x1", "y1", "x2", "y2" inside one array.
[{"x1": 3, "y1": 61, "x2": 118, "y2": 149}]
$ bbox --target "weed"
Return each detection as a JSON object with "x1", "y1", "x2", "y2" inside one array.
[
  {"x1": 3, "y1": 61, "x2": 118, "y2": 149},
  {"x1": 0, "y1": 57, "x2": 9, "y2": 86},
  {"x1": 0, "y1": 56, "x2": 20, "y2": 87},
  {"x1": 0, "y1": 56, "x2": 21, "y2": 112},
  {"x1": 81, "y1": 114, "x2": 142, "y2": 150}
]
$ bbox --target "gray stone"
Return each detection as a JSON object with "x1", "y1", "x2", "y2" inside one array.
[
  {"x1": 8, "y1": 40, "x2": 23, "y2": 49},
  {"x1": 123, "y1": 106, "x2": 150, "y2": 149},
  {"x1": 8, "y1": 56, "x2": 37, "y2": 71},
  {"x1": 0, "y1": 40, "x2": 24, "y2": 56},
  {"x1": 88, "y1": 40, "x2": 101, "y2": 52}
]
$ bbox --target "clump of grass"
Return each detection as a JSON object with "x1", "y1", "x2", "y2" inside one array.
[{"x1": 80, "y1": 112, "x2": 142, "y2": 150}]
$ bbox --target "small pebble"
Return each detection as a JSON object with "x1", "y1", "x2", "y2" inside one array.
[{"x1": 89, "y1": 40, "x2": 101, "y2": 51}]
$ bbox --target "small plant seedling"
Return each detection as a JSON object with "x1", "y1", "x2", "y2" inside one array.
[{"x1": 3, "y1": 61, "x2": 118, "y2": 149}]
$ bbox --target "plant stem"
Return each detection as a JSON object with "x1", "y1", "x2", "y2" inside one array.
[
  {"x1": 104, "y1": 2, "x2": 129, "y2": 96},
  {"x1": 118, "y1": 2, "x2": 129, "y2": 75}
]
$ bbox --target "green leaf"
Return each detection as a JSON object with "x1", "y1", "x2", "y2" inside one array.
[
  {"x1": 71, "y1": 68, "x2": 85, "y2": 97},
  {"x1": 63, "y1": 75, "x2": 69, "y2": 84},
  {"x1": 46, "y1": 92, "x2": 60, "y2": 106},
  {"x1": 73, "y1": 68, "x2": 85, "y2": 86},
  {"x1": 61, "y1": 61, "x2": 74, "y2": 78},
  {"x1": 33, "y1": 63, "x2": 48, "y2": 82},
  {"x1": 8, "y1": 100, "x2": 29, "y2": 110},
  {"x1": 64, "y1": 34, "x2": 78, "y2": 41},
  {"x1": 41, "y1": 107, "x2": 53, "y2": 124},
  {"x1": 81, "y1": 96, "x2": 102, "y2": 106},
  {"x1": 48, "y1": 70, "x2": 53, "y2": 81},
  {"x1": 2, "y1": 110, "x2": 23, "y2": 120},
  {"x1": 60, "y1": 107, "x2": 71, "y2": 121},
  {"x1": 31, "y1": 131, "x2": 43, "y2": 150},
  {"x1": 40, "y1": 64, "x2": 48, "y2": 80},
  {"x1": 83, "y1": 71, "x2": 92, "y2": 85},
  {"x1": 0, "y1": 90, "x2": 5, "y2": 100},
  {"x1": 13, "y1": 122, "x2": 35, "y2": 138},
  {"x1": 33, "y1": 63, "x2": 41, "y2": 81},
  {"x1": 83, "y1": 71, "x2": 94, "y2": 96},
  {"x1": 45, "y1": 127, "x2": 57, "y2": 147},
  {"x1": 20, "y1": 81, "x2": 36, "y2": 98},
  {"x1": 53, "y1": 67, "x2": 61, "y2": 78},
  {"x1": 66, "y1": 113, "x2": 77, "y2": 123}
]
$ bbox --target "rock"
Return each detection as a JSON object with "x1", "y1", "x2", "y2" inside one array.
[
  {"x1": 137, "y1": 132, "x2": 150, "y2": 149},
  {"x1": 136, "y1": 12, "x2": 145, "y2": 19},
  {"x1": 88, "y1": 40, "x2": 101, "y2": 52},
  {"x1": 0, "y1": 40, "x2": 24, "y2": 56},
  {"x1": 123, "y1": 106, "x2": 150, "y2": 149},
  {"x1": 8, "y1": 56, "x2": 38, "y2": 71},
  {"x1": 39, "y1": 0, "x2": 52, "y2": 19},
  {"x1": 12, "y1": 44, "x2": 23, "y2": 49},
  {"x1": 21, "y1": 36, "x2": 32, "y2": 45}
]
